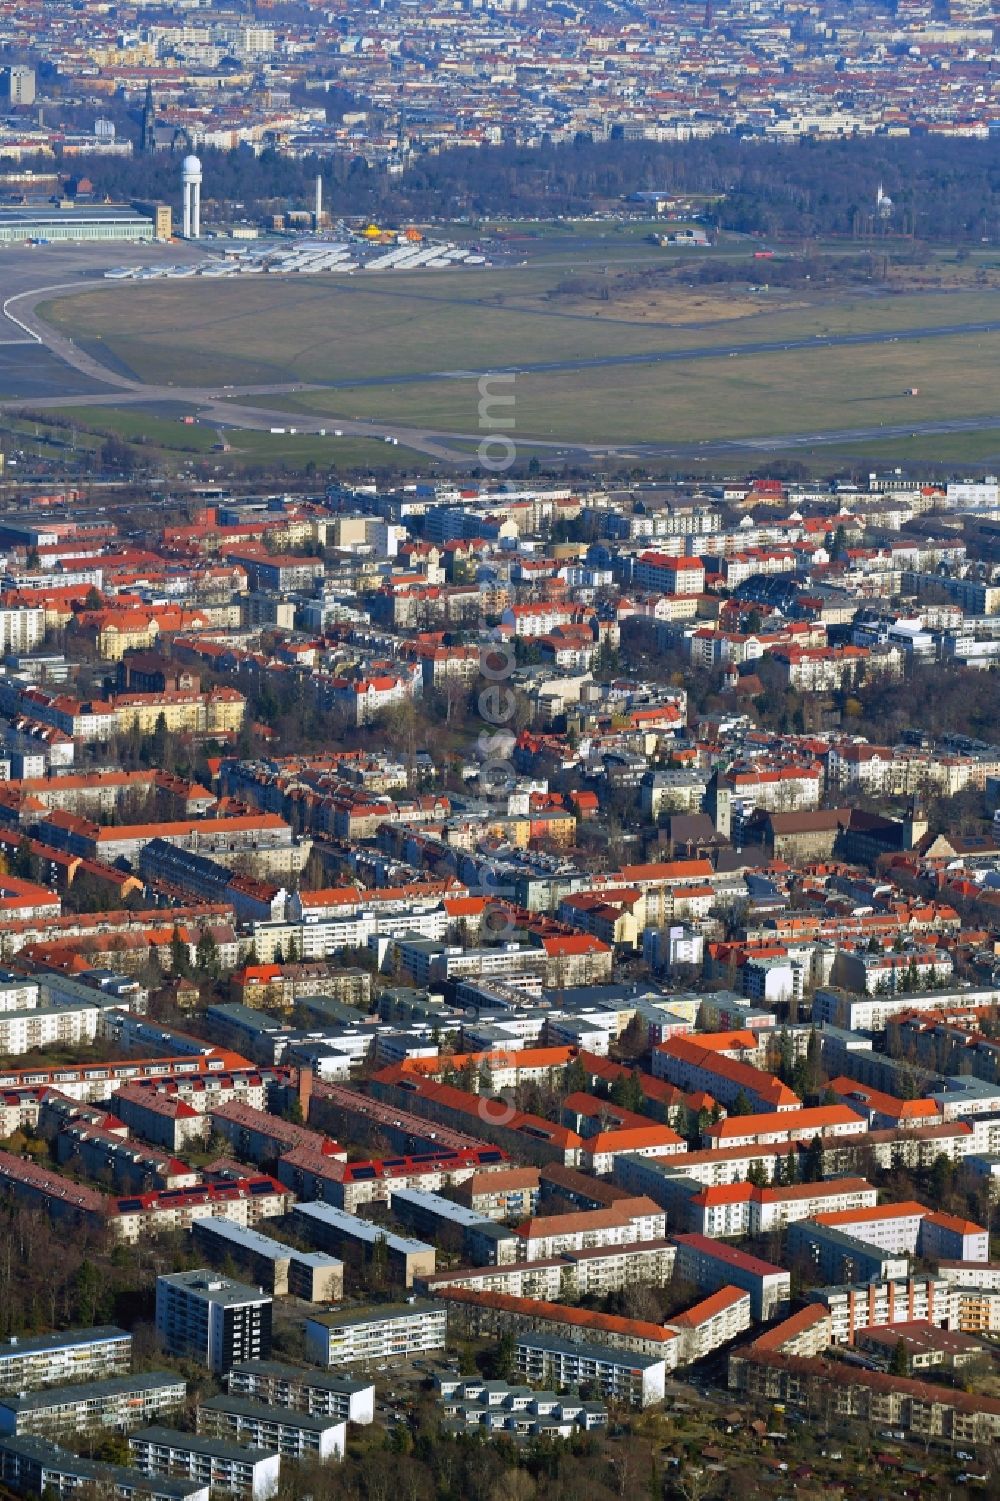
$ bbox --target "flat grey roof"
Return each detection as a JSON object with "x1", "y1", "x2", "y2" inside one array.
[
  {"x1": 130, "y1": 1428, "x2": 277, "y2": 1463},
  {"x1": 0, "y1": 207, "x2": 152, "y2": 225},
  {"x1": 157, "y1": 1269, "x2": 271, "y2": 1308},
  {"x1": 198, "y1": 1395, "x2": 344, "y2": 1432},
  {"x1": 227, "y1": 1360, "x2": 372, "y2": 1395},
  {"x1": 515, "y1": 1331, "x2": 663, "y2": 1370},
  {"x1": 390, "y1": 1186, "x2": 495, "y2": 1228},
  {"x1": 0, "y1": 1435, "x2": 206, "y2": 1500},
  {"x1": 307, "y1": 1300, "x2": 442, "y2": 1331},
  {"x1": 293, "y1": 1201, "x2": 432, "y2": 1255},
  {"x1": 0, "y1": 1326, "x2": 129, "y2": 1361},
  {"x1": 191, "y1": 1217, "x2": 294, "y2": 1263},
  {"x1": 0, "y1": 1372, "x2": 183, "y2": 1413}
]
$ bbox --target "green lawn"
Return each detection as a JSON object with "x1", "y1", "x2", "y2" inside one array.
[
  {"x1": 54, "y1": 404, "x2": 220, "y2": 452},
  {"x1": 260, "y1": 332, "x2": 1000, "y2": 446},
  {"x1": 793, "y1": 427, "x2": 1000, "y2": 465},
  {"x1": 32, "y1": 404, "x2": 438, "y2": 476},
  {"x1": 34, "y1": 256, "x2": 1000, "y2": 457},
  {"x1": 40, "y1": 268, "x2": 1000, "y2": 391},
  {"x1": 226, "y1": 429, "x2": 436, "y2": 471}
]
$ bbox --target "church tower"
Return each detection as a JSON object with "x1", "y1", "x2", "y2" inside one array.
[{"x1": 141, "y1": 82, "x2": 156, "y2": 154}]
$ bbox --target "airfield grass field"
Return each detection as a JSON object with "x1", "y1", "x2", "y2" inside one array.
[
  {"x1": 34, "y1": 240, "x2": 1000, "y2": 457},
  {"x1": 40, "y1": 269, "x2": 1000, "y2": 379},
  {"x1": 250, "y1": 333, "x2": 998, "y2": 447},
  {"x1": 5, "y1": 405, "x2": 436, "y2": 476}
]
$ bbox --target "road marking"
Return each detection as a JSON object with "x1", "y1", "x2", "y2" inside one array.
[{"x1": 0, "y1": 294, "x2": 43, "y2": 344}]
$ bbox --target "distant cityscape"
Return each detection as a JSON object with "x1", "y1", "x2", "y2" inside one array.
[{"x1": 1, "y1": 0, "x2": 999, "y2": 172}]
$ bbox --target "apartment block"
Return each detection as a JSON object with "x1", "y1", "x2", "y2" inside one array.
[
  {"x1": 0, "y1": 1327, "x2": 131, "y2": 1394},
  {"x1": 728, "y1": 1346, "x2": 1000, "y2": 1445},
  {"x1": 0, "y1": 1434, "x2": 209, "y2": 1501},
  {"x1": 453, "y1": 1166, "x2": 540, "y2": 1221},
  {"x1": 0, "y1": 1374, "x2": 185, "y2": 1439},
  {"x1": 207, "y1": 1101, "x2": 345, "y2": 1170},
  {"x1": 919, "y1": 1211, "x2": 990, "y2": 1263},
  {"x1": 191, "y1": 1218, "x2": 344, "y2": 1302},
  {"x1": 652, "y1": 1036, "x2": 800, "y2": 1114},
  {"x1": 111, "y1": 1087, "x2": 211, "y2": 1153},
  {"x1": 746, "y1": 1306, "x2": 834, "y2": 1359},
  {"x1": 705, "y1": 1104, "x2": 867, "y2": 1150},
  {"x1": 514, "y1": 1198, "x2": 666, "y2": 1261},
  {"x1": 806, "y1": 1276, "x2": 955, "y2": 1345},
  {"x1": 437, "y1": 1286, "x2": 681, "y2": 1362},
  {"x1": 514, "y1": 1332, "x2": 666, "y2": 1410},
  {"x1": 196, "y1": 1395, "x2": 346, "y2": 1463},
  {"x1": 388, "y1": 1186, "x2": 520, "y2": 1264},
  {"x1": 225, "y1": 1362, "x2": 374, "y2": 1426},
  {"x1": 809, "y1": 1201, "x2": 925, "y2": 1257},
  {"x1": 671, "y1": 1234, "x2": 791, "y2": 1321},
  {"x1": 419, "y1": 1235, "x2": 677, "y2": 1303},
  {"x1": 292, "y1": 1201, "x2": 436, "y2": 1288},
  {"x1": 114, "y1": 1176, "x2": 292, "y2": 1245},
  {"x1": 665, "y1": 1287, "x2": 752, "y2": 1364},
  {"x1": 304, "y1": 1303, "x2": 447, "y2": 1368},
  {"x1": 155, "y1": 1271, "x2": 272, "y2": 1376},
  {"x1": 670, "y1": 1176, "x2": 878, "y2": 1239},
  {"x1": 54, "y1": 1122, "x2": 198, "y2": 1196},
  {"x1": 752, "y1": 1178, "x2": 878, "y2": 1235},
  {"x1": 309, "y1": 1146, "x2": 509, "y2": 1215},
  {"x1": 786, "y1": 1220, "x2": 910, "y2": 1286},
  {"x1": 566, "y1": 1239, "x2": 677, "y2": 1297},
  {"x1": 612, "y1": 1148, "x2": 783, "y2": 1207},
  {"x1": 129, "y1": 1429, "x2": 279, "y2": 1501}
]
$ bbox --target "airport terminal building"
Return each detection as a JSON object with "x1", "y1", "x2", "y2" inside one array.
[{"x1": 0, "y1": 206, "x2": 157, "y2": 244}]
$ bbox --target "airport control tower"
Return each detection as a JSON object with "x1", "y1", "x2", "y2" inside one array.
[{"x1": 181, "y1": 154, "x2": 202, "y2": 239}]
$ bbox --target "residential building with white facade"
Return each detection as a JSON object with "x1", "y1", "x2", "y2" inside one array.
[
  {"x1": 196, "y1": 1396, "x2": 346, "y2": 1463},
  {"x1": 225, "y1": 1362, "x2": 374, "y2": 1426},
  {"x1": 0, "y1": 1434, "x2": 208, "y2": 1501},
  {"x1": 129, "y1": 1429, "x2": 279, "y2": 1501},
  {"x1": 0, "y1": 1328, "x2": 131, "y2": 1394},
  {"x1": 0, "y1": 1374, "x2": 185, "y2": 1439},
  {"x1": 514, "y1": 1332, "x2": 666, "y2": 1409},
  {"x1": 155, "y1": 1271, "x2": 272, "y2": 1376},
  {"x1": 304, "y1": 1303, "x2": 447, "y2": 1368},
  {"x1": 665, "y1": 1287, "x2": 752, "y2": 1363}
]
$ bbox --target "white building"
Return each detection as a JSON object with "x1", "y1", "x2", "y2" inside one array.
[
  {"x1": 304, "y1": 1303, "x2": 446, "y2": 1368},
  {"x1": 225, "y1": 1362, "x2": 374, "y2": 1426},
  {"x1": 665, "y1": 1287, "x2": 752, "y2": 1363},
  {"x1": 197, "y1": 1395, "x2": 346, "y2": 1463},
  {"x1": 0, "y1": 1327, "x2": 131, "y2": 1393},
  {"x1": 155, "y1": 1271, "x2": 272, "y2": 1376},
  {"x1": 514, "y1": 1332, "x2": 666, "y2": 1409},
  {"x1": 515, "y1": 1199, "x2": 666, "y2": 1260},
  {"x1": 810, "y1": 1201, "x2": 925, "y2": 1256},
  {"x1": 0, "y1": 609, "x2": 44, "y2": 655},
  {"x1": 919, "y1": 1211, "x2": 990, "y2": 1264},
  {"x1": 129, "y1": 1429, "x2": 279, "y2": 1501}
]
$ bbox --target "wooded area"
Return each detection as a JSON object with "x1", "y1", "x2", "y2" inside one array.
[{"x1": 53, "y1": 134, "x2": 999, "y2": 244}]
